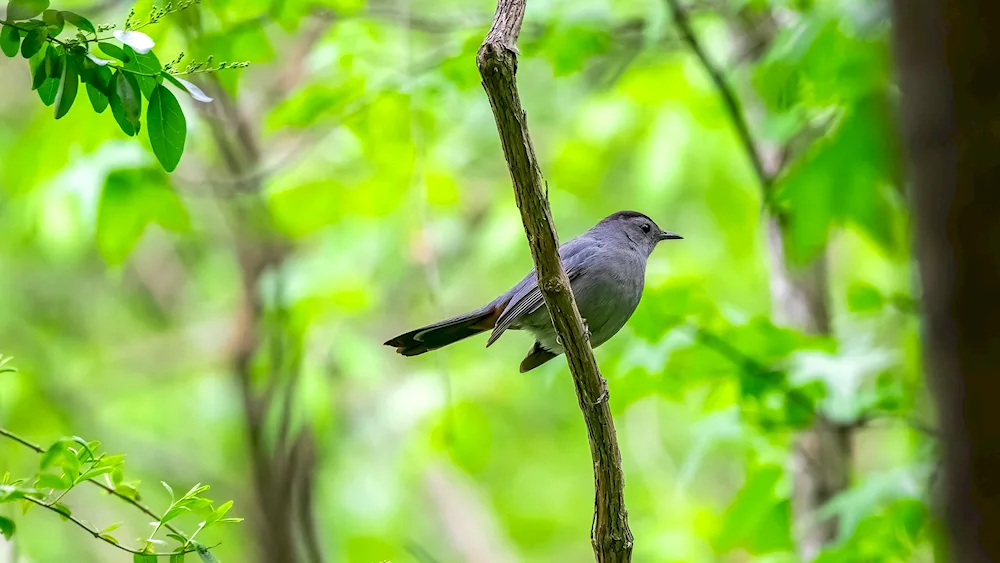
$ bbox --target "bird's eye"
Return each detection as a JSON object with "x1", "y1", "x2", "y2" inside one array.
[{"x1": 641, "y1": 223, "x2": 651, "y2": 233}]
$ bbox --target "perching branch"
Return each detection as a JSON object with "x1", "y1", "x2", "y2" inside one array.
[{"x1": 475, "y1": 1, "x2": 633, "y2": 561}]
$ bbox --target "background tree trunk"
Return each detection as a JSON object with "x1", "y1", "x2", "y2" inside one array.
[
  {"x1": 667, "y1": 2, "x2": 848, "y2": 556},
  {"x1": 893, "y1": 1, "x2": 1000, "y2": 562}
]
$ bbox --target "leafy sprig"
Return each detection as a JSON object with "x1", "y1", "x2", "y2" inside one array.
[
  {"x1": 0, "y1": 383, "x2": 241, "y2": 561},
  {"x1": 0, "y1": 429, "x2": 242, "y2": 559},
  {"x1": 0, "y1": 0, "x2": 248, "y2": 172}
]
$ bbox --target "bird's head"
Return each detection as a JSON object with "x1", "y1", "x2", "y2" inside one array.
[{"x1": 597, "y1": 210, "x2": 682, "y2": 256}]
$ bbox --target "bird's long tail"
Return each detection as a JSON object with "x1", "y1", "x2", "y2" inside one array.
[{"x1": 385, "y1": 304, "x2": 501, "y2": 356}]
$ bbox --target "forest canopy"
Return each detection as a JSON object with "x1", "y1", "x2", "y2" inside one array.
[{"x1": 0, "y1": 0, "x2": 938, "y2": 561}]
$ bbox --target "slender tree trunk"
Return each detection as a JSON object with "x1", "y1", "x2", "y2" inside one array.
[
  {"x1": 727, "y1": 6, "x2": 848, "y2": 556},
  {"x1": 183, "y1": 12, "x2": 335, "y2": 562},
  {"x1": 767, "y1": 215, "x2": 845, "y2": 559},
  {"x1": 893, "y1": 1, "x2": 1000, "y2": 561},
  {"x1": 667, "y1": 3, "x2": 847, "y2": 552}
]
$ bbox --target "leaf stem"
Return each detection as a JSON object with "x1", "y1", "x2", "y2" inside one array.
[
  {"x1": 0, "y1": 19, "x2": 71, "y2": 48},
  {"x1": 0, "y1": 428, "x2": 190, "y2": 541},
  {"x1": 21, "y1": 496, "x2": 204, "y2": 557}
]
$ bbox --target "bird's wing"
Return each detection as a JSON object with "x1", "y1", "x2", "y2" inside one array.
[{"x1": 486, "y1": 236, "x2": 598, "y2": 347}]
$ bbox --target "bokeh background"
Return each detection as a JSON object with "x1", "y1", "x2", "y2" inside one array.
[{"x1": 0, "y1": 0, "x2": 934, "y2": 561}]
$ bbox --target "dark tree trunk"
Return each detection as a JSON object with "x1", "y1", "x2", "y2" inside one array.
[{"x1": 893, "y1": 1, "x2": 1000, "y2": 561}]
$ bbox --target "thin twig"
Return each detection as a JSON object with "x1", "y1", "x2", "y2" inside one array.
[
  {"x1": 0, "y1": 428, "x2": 42, "y2": 453},
  {"x1": 20, "y1": 496, "x2": 208, "y2": 557},
  {"x1": 664, "y1": 0, "x2": 773, "y2": 194},
  {"x1": 0, "y1": 428, "x2": 189, "y2": 540}
]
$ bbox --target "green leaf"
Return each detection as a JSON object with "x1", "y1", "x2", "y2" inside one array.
[
  {"x1": 147, "y1": 84, "x2": 186, "y2": 172},
  {"x1": 123, "y1": 45, "x2": 161, "y2": 99},
  {"x1": 97, "y1": 42, "x2": 127, "y2": 62},
  {"x1": 111, "y1": 466, "x2": 124, "y2": 486},
  {"x1": 6, "y1": 0, "x2": 48, "y2": 20},
  {"x1": 86, "y1": 65, "x2": 111, "y2": 113},
  {"x1": 170, "y1": 554, "x2": 186, "y2": 563},
  {"x1": 40, "y1": 441, "x2": 68, "y2": 470},
  {"x1": 0, "y1": 486, "x2": 26, "y2": 503},
  {"x1": 80, "y1": 466, "x2": 114, "y2": 481},
  {"x1": 183, "y1": 483, "x2": 209, "y2": 499},
  {"x1": 110, "y1": 70, "x2": 141, "y2": 136},
  {"x1": 78, "y1": 438, "x2": 98, "y2": 459},
  {"x1": 0, "y1": 25, "x2": 20, "y2": 57},
  {"x1": 35, "y1": 473, "x2": 70, "y2": 490},
  {"x1": 41, "y1": 9, "x2": 62, "y2": 35},
  {"x1": 100, "y1": 533, "x2": 120, "y2": 545},
  {"x1": 124, "y1": 72, "x2": 142, "y2": 132},
  {"x1": 29, "y1": 44, "x2": 48, "y2": 89},
  {"x1": 184, "y1": 498, "x2": 212, "y2": 511},
  {"x1": 209, "y1": 500, "x2": 233, "y2": 522},
  {"x1": 161, "y1": 481, "x2": 175, "y2": 501},
  {"x1": 162, "y1": 505, "x2": 190, "y2": 523},
  {"x1": 134, "y1": 553, "x2": 157, "y2": 563},
  {"x1": 60, "y1": 11, "x2": 94, "y2": 33},
  {"x1": 196, "y1": 545, "x2": 219, "y2": 563},
  {"x1": 54, "y1": 53, "x2": 78, "y2": 119},
  {"x1": 775, "y1": 95, "x2": 901, "y2": 263},
  {"x1": 714, "y1": 465, "x2": 792, "y2": 554},
  {"x1": 115, "y1": 483, "x2": 139, "y2": 500},
  {"x1": 42, "y1": 42, "x2": 60, "y2": 79},
  {"x1": 847, "y1": 282, "x2": 885, "y2": 313},
  {"x1": 0, "y1": 515, "x2": 13, "y2": 539},
  {"x1": 96, "y1": 454, "x2": 125, "y2": 468},
  {"x1": 62, "y1": 456, "x2": 80, "y2": 483},
  {"x1": 96, "y1": 168, "x2": 189, "y2": 263},
  {"x1": 20, "y1": 26, "x2": 46, "y2": 58},
  {"x1": 50, "y1": 502, "x2": 72, "y2": 519},
  {"x1": 818, "y1": 471, "x2": 927, "y2": 547},
  {"x1": 100, "y1": 522, "x2": 123, "y2": 534}
]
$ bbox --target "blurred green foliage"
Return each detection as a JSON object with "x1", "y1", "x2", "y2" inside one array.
[{"x1": 0, "y1": 0, "x2": 933, "y2": 561}]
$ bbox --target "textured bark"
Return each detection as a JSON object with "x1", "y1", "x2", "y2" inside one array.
[
  {"x1": 893, "y1": 1, "x2": 1000, "y2": 561},
  {"x1": 476, "y1": 1, "x2": 633, "y2": 561}
]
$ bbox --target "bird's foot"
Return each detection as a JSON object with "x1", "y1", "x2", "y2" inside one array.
[
  {"x1": 592, "y1": 373, "x2": 609, "y2": 405},
  {"x1": 582, "y1": 320, "x2": 591, "y2": 342}
]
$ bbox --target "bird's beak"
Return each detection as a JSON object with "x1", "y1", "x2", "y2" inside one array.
[{"x1": 659, "y1": 231, "x2": 683, "y2": 241}]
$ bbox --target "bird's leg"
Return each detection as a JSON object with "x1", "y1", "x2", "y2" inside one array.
[
  {"x1": 592, "y1": 370, "x2": 609, "y2": 405},
  {"x1": 556, "y1": 321, "x2": 590, "y2": 347}
]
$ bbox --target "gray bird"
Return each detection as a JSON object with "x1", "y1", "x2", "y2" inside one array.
[{"x1": 385, "y1": 211, "x2": 682, "y2": 372}]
